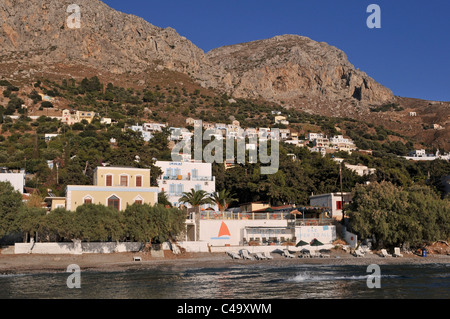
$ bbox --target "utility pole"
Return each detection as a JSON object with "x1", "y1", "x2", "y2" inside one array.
[{"x1": 56, "y1": 161, "x2": 59, "y2": 185}]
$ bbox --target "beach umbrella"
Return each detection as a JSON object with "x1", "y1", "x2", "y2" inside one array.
[
  {"x1": 309, "y1": 238, "x2": 324, "y2": 255},
  {"x1": 296, "y1": 240, "x2": 309, "y2": 247},
  {"x1": 310, "y1": 238, "x2": 324, "y2": 246}
]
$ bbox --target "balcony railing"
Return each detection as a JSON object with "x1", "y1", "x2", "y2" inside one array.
[
  {"x1": 161, "y1": 175, "x2": 214, "y2": 182},
  {"x1": 195, "y1": 211, "x2": 290, "y2": 221},
  {"x1": 287, "y1": 218, "x2": 334, "y2": 226},
  {"x1": 189, "y1": 212, "x2": 334, "y2": 225}
]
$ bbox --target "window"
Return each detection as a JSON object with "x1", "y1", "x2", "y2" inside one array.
[
  {"x1": 336, "y1": 201, "x2": 344, "y2": 210},
  {"x1": 120, "y1": 175, "x2": 128, "y2": 187},
  {"x1": 108, "y1": 196, "x2": 120, "y2": 210},
  {"x1": 84, "y1": 197, "x2": 92, "y2": 204},
  {"x1": 194, "y1": 184, "x2": 201, "y2": 192},
  {"x1": 135, "y1": 200, "x2": 143, "y2": 205},
  {"x1": 177, "y1": 184, "x2": 184, "y2": 195},
  {"x1": 192, "y1": 169, "x2": 198, "y2": 179},
  {"x1": 136, "y1": 176, "x2": 142, "y2": 187},
  {"x1": 169, "y1": 184, "x2": 175, "y2": 195},
  {"x1": 106, "y1": 175, "x2": 112, "y2": 186}
]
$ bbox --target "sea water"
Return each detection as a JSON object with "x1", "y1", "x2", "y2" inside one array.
[{"x1": 0, "y1": 263, "x2": 448, "y2": 299}]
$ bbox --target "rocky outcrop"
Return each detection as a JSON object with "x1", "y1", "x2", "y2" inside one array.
[
  {"x1": 0, "y1": 1, "x2": 393, "y2": 109},
  {"x1": 207, "y1": 35, "x2": 394, "y2": 106},
  {"x1": 0, "y1": 0, "x2": 216, "y2": 81}
]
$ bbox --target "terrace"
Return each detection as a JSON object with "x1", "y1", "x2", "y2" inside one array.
[{"x1": 189, "y1": 206, "x2": 333, "y2": 225}]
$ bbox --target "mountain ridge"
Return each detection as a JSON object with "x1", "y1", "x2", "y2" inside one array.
[
  {"x1": 1, "y1": 0, "x2": 393, "y2": 109},
  {"x1": 0, "y1": 0, "x2": 448, "y2": 151}
]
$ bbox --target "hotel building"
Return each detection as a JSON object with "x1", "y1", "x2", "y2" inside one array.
[
  {"x1": 63, "y1": 166, "x2": 159, "y2": 211},
  {"x1": 155, "y1": 161, "x2": 216, "y2": 209}
]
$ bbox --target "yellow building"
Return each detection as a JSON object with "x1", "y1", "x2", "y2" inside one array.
[
  {"x1": 65, "y1": 166, "x2": 158, "y2": 211},
  {"x1": 239, "y1": 202, "x2": 271, "y2": 214},
  {"x1": 62, "y1": 109, "x2": 95, "y2": 125},
  {"x1": 44, "y1": 197, "x2": 67, "y2": 211}
]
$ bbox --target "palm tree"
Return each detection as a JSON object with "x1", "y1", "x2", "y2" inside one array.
[
  {"x1": 158, "y1": 191, "x2": 172, "y2": 207},
  {"x1": 179, "y1": 189, "x2": 214, "y2": 208},
  {"x1": 210, "y1": 189, "x2": 238, "y2": 212}
]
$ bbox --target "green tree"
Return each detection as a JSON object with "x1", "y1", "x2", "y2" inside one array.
[
  {"x1": 41, "y1": 207, "x2": 78, "y2": 242},
  {"x1": 158, "y1": 191, "x2": 172, "y2": 207},
  {"x1": 0, "y1": 181, "x2": 23, "y2": 236},
  {"x1": 72, "y1": 204, "x2": 124, "y2": 242},
  {"x1": 347, "y1": 181, "x2": 450, "y2": 248},
  {"x1": 15, "y1": 206, "x2": 46, "y2": 242},
  {"x1": 179, "y1": 189, "x2": 214, "y2": 207},
  {"x1": 210, "y1": 189, "x2": 237, "y2": 211},
  {"x1": 124, "y1": 203, "x2": 185, "y2": 243}
]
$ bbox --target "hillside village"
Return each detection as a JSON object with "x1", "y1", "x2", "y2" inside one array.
[{"x1": 0, "y1": 77, "x2": 449, "y2": 254}]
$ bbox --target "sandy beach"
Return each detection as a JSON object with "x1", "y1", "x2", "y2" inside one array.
[{"x1": 1, "y1": 248, "x2": 449, "y2": 275}]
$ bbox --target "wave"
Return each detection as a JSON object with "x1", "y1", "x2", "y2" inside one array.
[
  {"x1": 286, "y1": 272, "x2": 397, "y2": 283},
  {"x1": 0, "y1": 273, "x2": 29, "y2": 278}
]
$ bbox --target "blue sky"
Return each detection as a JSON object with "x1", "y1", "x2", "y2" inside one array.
[{"x1": 102, "y1": 0, "x2": 450, "y2": 102}]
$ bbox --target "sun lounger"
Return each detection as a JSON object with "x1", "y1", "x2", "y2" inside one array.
[
  {"x1": 133, "y1": 256, "x2": 142, "y2": 261},
  {"x1": 380, "y1": 249, "x2": 392, "y2": 257},
  {"x1": 263, "y1": 251, "x2": 274, "y2": 259},
  {"x1": 240, "y1": 249, "x2": 254, "y2": 260},
  {"x1": 283, "y1": 249, "x2": 295, "y2": 258},
  {"x1": 319, "y1": 249, "x2": 331, "y2": 258},
  {"x1": 353, "y1": 249, "x2": 364, "y2": 257},
  {"x1": 393, "y1": 247, "x2": 403, "y2": 257},
  {"x1": 255, "y1": 252, "x2": 266, "y2": 260},
  {"x1": 227, "y1": 251, "x2": 241, "y2": 259},
  {"x1": 298, "y1": 249, "x2": 310, "y2": 258}
]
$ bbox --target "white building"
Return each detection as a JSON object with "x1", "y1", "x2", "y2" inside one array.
[
  {"x1": 404, "y1": 149, "x2": 450, "y2": 161},
  {"x1": 329, "y1": 135, "x2": 356, "y2": 153},
  {"x1": 44, "y1": 134, "x2": 59, "y2": 142},
  {"x1": 100, "y1": 118, "x2": 113, "y2": 125},
  {"x1": 130, "y1": 125, "x2": 153, "y2": 142},
  {"x1": 0, "y1": 170, "x2": 25, "y2": 194},
  {"x1": 143, "y1": 122, "x2": 166, "y2": 133},
  {"x1": 313, "y1": 137, "x2": 330, "y2": 147},
  {"x1": 344, "y1": 164, "x2": 376, "y2": 176},
  {"x1": 329, "y1": 135, "x2": 353, "y2": 145},
  {"x1": 408, "y1": 149, "x2": 427, "y2": 157},
  {"x1": 307, "y1": 133, "x2": 325, "y2": 141},
  {"x1": 183, "y1": 206, "x2": 336, "y2": 247},
  {"x1": 309, "y1": 192, "x2": 353, "y2": 220},
  {"x1": 279, "y1": 129, "x2": 290, "y2": 140},
  {"x1": 310, "y1": 147, "x2": 327, "y2": 157},
  {"x1": 155, "y1": 161, "x2": 216, "y2": 209},
  {"x1": 169, "y1": 127, "x2": 193, "y2": 142}
]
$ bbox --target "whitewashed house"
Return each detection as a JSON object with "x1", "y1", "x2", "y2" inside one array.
[{"x1": 155, "y1": 161, "x2": 216, "y2": 209}]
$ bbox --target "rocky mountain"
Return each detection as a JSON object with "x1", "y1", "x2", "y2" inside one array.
[
  {"x1": 0, "y1": 0, "x2": 395, "y2": 111},
  {"x1": 0, "y1": 0, "x2": 219, "y2": 86},
  {"x1": 207, "y1": 35, "x2": 394, "y2": 109}
]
